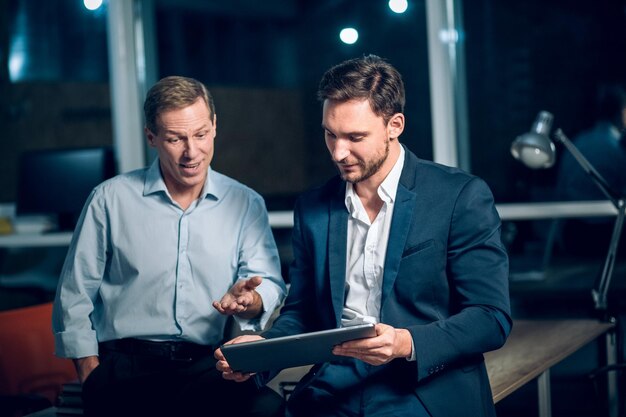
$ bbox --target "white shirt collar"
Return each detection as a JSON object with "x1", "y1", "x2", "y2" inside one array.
[{"x1": 144, "y1": 158, "x2": 218, "y2": 201}]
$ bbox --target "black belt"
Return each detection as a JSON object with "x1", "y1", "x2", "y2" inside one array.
[{"x1": 99, "y1": 338, "x2": 214, "y2": 362}]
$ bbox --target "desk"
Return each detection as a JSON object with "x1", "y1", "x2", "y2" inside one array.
[
  {"x1": 0, "y1": 232, "x2": 73, "y2": 248},
  {"x1": 486, "y1": 319, "x2": 616, "y2": 417},
  {"x1": 0, "y1": 233, "x2": 72, "y2": 290},
  {"x1": 0, "y1": 212, "x2": 292, "y2": 245}
]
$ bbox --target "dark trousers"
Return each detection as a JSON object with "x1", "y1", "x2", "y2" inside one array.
[
  {"x1": 286, "y1": 358, "x2": 430, "y2": 417},
  {"x1": 82, "y1": 343, "x2": 284, "y2": 417}
]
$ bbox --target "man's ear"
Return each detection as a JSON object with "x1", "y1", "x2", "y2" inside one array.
[
  {"x1": 145, "y1": 127, "x2": 156, "y2": 147},
  {"x1": 387, "y1": 113, "x2": 405, "y2": 140}
]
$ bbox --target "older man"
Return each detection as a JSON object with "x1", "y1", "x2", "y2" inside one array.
[{"x1": 53, "y1": 76, "x2": 286, "y2": 417}]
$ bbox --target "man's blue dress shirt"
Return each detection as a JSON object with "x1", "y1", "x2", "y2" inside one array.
[{"x1": 53, "y1": 159, "x2": 286, "y2": 359}]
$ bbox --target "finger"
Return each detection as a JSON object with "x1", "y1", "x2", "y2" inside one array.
[
  {"x1": 332, "y1": 345, "x2": 370, "y2": 361},
  {"x1": 221, "y1": 301, "x2": 239, "y2": 311},
  {"x1": 332, "y1": 347, "x2": 385, "y2": 365},
  {"x1": 216, "y1": 360, "x2": 231, "y2": 372},
  {"x1": 214, "y1": 348, "x2": 225, "y2": 361},
  {"x1": 214, "y1": 300, "x2": 240, "y2": 315},
  {"x1": 333, "y1": 342, "x2": 382, "y2": 356},
  {"x1": 238, "y1": 372, "x2": 255, "y2": 381},
  {"x1": 221, "y1": 369, "x2": 253, "y2": 382},
  {"x1": 236, "y1": 295, "x2": 253, "y2": 306},
  {"x1": 230, "y1": 301, "x2": 246, "y2": 312},
  {"x1": 339, "y1": 336, "x2": 381, "y2": 350},
  {"x1": 231, "y1": 372, "x2": 253, "y2": 382},
  {"x1": 333, "y1": 345, "x2": 361, "y2": 356},
  {"x1": 221, "y1": 370, "x2": 237, "y2": 380}
]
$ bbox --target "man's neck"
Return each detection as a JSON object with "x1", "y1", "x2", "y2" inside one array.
[{"x1": 166, "y1": 182, "x2": 205, "y2": 211}]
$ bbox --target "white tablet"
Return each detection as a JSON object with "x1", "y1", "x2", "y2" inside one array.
[{"x1": 220, "y1": 323, "x2": 376, "y2": 373}]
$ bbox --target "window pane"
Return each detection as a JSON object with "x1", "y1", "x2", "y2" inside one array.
[
  {"x1": 153, "y1": 0, "x2": 432, "y2": 204},
  {"x1": 1, "y1": 0, "x2": 111, "y2": 204},
  {"x1": 464, "y1": 0, "x2": 626, "y2": 203}
]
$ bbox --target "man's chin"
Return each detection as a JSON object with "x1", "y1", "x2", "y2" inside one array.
[{"x1": 340, "y1": 173, "x2": 362, "y2": 184}]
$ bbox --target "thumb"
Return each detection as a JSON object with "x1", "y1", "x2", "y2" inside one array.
[{"x1": 243, "y1": 276, "x2": 263, "y2": 291}]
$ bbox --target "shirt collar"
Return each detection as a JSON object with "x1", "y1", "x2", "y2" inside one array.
[
  {"x1": 344, "y1": 145, "x2": 405, "y2": 214},
  {"x1": 143, "y1": 158, "x2": 219, "y2": 200},
  {"x1": 379, "y1": 145, "x2": 405, "y2": 203}
]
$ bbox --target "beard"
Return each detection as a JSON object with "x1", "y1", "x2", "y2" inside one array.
[{"x1": 337, "y1": 139, "x2": 390, "y2": 184}]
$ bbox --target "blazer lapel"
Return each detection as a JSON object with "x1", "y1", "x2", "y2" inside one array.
[
  {"x1": 381, "y1": 149, "x2": 418, "y2": 306},
  {"x1": 328, "y1": 184, "x2": 349, "y2": 326}
]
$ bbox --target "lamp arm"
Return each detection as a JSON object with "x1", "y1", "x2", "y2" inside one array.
[
  {"x1": 591, "y1": 199, "x2": 625, "y2": 313},
  {"x1": 553, "y1": 128, "x2": 625, "y2": 314},
  {"x1": 553, "y1": 129, "x2": 621, "y2": 205}
]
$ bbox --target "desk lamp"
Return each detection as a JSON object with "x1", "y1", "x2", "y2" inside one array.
[{"x1": 510, "y1": 111, "x2": 626, "y2": 315}]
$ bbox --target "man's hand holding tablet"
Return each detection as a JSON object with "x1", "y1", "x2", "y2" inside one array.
[{"x1": 215, "y1": 323, "x2": 378, "y2": 375}]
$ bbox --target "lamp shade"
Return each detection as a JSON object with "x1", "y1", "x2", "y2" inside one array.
[{"x1": 510, "y1": 111, "x2": 557, "y2": 169}]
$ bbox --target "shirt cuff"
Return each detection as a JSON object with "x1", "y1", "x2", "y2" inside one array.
[
  {"x1": 406, "y1": 335, "x2": 417, "y2": 362},
  {"x1": 234, "y1": 277, "x2": 283, "y2": 332},
  {"x1": 54, "y1": 329, "x2": 99, "y2": 359}
]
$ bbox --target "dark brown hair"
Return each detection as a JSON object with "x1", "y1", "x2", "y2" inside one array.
[{"x1": 317, "y1": 54, "x2": 405, "y2": 124}]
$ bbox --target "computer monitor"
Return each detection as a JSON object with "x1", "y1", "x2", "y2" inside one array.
[{"x1": 16, "y1": 146, "x2": 117, "y2": 231}]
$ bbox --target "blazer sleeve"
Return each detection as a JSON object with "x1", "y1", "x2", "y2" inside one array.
[
  {"x1": 407, "y1": 176, "x2": 511, "y2": 382},
  {"x1": 256, "y1": 195, "x2": 325, "y2": 385},
  {"x1": 262, "y1": 194, "x2": 320, "y2": 339}
]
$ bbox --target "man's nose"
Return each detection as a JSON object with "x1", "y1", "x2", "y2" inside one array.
[
  {"x1": 331, "y1": 139, "x2": 350, "y2": 162},
  {"x1": 183, "y1": 138, "x2": 197, "y2": 157}
]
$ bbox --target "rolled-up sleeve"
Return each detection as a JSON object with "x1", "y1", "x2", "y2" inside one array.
[{"x1": 52, "y1": 189, "x2": 107, "y2": 358}]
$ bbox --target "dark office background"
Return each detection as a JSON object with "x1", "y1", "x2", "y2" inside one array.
[
  {"x1": 1, "y1": 1, "x2": 626, "y2": 415},
  {"x1": 2, "y1": 0, "x2": 625, "y2": 204}
]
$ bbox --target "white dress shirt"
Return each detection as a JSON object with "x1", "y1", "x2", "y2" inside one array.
[{"x1": 342, "y1": 146, "x2": 405, "y2": 327}]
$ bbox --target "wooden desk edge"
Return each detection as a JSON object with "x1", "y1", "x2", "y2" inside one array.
[{"x1": 486, "y1": 319, "x2": 615, "y2": 403}]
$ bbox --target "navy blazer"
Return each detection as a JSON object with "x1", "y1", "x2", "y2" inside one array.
[{"x1": 263, "y1": 148, "x2": 511, "y2": 417}]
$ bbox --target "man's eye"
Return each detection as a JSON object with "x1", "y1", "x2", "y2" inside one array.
[
  {"x1": 167, "y1": 138, "x2": 181, "y2": 143},
  {"x1": 325, "y1": 131, "x2": 336, "y2": 139},
  {"x1": 350, "y1": 136, "x2": 364, "y2": 142}
]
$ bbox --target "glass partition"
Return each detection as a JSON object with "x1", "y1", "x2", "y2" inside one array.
[
  {"x1": 463, "y1": 0, "x2": 626, "y2": 204},
  {"x1": 1, "y1": 0, "x2": 112, "y2": 203},
  {"x1": 151, "y1": 0, "x2": 432, "y2": 204},
  {"x1": 462, "y1": 1, "x2": 626, "y2": 321}
]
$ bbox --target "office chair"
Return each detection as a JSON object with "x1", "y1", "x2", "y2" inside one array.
[{"x1": 0, "y1": 302, "x2": 77, "y2": 416}]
